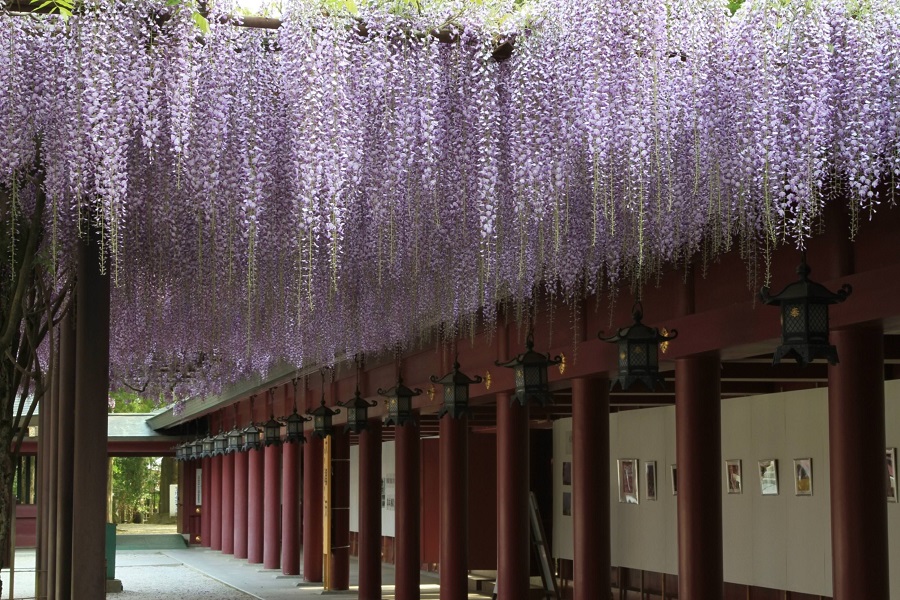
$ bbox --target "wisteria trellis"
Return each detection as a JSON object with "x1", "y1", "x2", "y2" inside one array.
[{"x1": 1, "y1": 0, "x2": 899, "y2": 401}]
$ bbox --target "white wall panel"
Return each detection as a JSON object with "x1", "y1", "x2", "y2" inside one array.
[{"x1": 550, "y1": 380, "x2": 900, "y2": 599}]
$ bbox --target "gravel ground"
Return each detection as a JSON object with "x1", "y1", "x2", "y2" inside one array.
[
  {"x1": 114, "y1": 558, "x2": 253, "y2": 599},
  {"x1": 1, "y1": 550, "x2": 253, "y2": 599}
]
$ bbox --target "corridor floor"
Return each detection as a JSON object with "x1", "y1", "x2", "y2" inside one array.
[{"x1": 1, "y1": 546, "x2": 492, "y2": 599}]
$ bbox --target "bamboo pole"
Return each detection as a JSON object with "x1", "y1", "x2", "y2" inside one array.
[{"x1": 322, "y1": 435, "x2": 332, "y2": 591}]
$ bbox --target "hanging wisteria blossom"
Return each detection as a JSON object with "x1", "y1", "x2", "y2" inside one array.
[{"x1": 1, "y1": 0, "x2": 898, "y2": 402}]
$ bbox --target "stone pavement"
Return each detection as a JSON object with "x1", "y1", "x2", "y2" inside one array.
[{"x1": 1, "y1": 546, "x2": 493, "y2": 599}]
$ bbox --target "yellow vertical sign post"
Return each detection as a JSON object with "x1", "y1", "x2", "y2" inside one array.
[{"x1": 323, "y1": 434, "x2": 332, "y2": 590}]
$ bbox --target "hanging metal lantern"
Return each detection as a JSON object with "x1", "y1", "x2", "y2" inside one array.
[
  {"x1": 380, "y1": 378, "x2": 422, "y2": 427},
  {"x1": 431, "y1": 358, "x2": 483, "y2": 419},
  {"x1": 281, "y1": 376, "x2": 311, "y2": 443},
  {"x1": 495, "y1": 332, "x2": 561, "y2": 406},
  {"x1": 600, "y1": 302, "x2": 678, "y2": 391},
  {"x1": 174, "y1": 443, "x2": 185, "y2": 461},
  {"x1": 201, "y1": 435, "x2": 215, "y2": 458},
  {"x1": 212, "y1": 430, "x2": 228, "y2": 456},
  {"x1": 760, "y1": 256, "x2": 852, "y2": 366},
  {"x1": 226, "y1": 427, "x2": 244, "y2": 454},
  {"x1": 222, "y1": 404, "x2": 244, "y2": 454},
  {"x1": 307, "y1": 399, "x2": 341, "y2": 439},
  {"x1": 281, "y1": 409, "x2": 311, "y2": 443},
  {"x1": 192, "y1": 438, "x2": 204, "y2": 460},
  {"x1": 263, "y1": 415, "x2": 283, "y2": 446},
  {"x1": 242, "y1": 423, "x2": 262, "y2": 451},
  {"x1": 339, "y1": 387, "x2": 378, "y2": 434}
]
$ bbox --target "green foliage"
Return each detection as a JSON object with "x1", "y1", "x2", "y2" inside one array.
[
  {"x1": 112, "y1": 456, "x2": 159, "y2": 523},
  {"x1": 30, "y1": 0, "x2": 74, "y2": 19},
  {"x1": 727, "y1": 0, "x2": 745, "y2": 15},
  {"x1": 108, "y1": 390, "x2": 158, "y2": 413}
]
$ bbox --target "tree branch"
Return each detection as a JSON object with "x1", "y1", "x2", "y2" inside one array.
[{"x1": 0, "y1": 169, "x2": 45, "y2": 353}]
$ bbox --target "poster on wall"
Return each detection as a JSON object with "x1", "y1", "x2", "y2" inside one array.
[
  {"x1": 725, "y1": 459, "x2": 742, "y2": 494},
  {"x1": 758, "y1": 459, "x2": 779, "y2": 495},
  {"x1": 195, "y1": 468, "x2": 202, "y2": 506},
  {"x1": 645, "y1": 461, "x2": 657, "y2": 501},
  {"x1": 383, "y1": 473, "x2": 395, "y2": 510},
  {"x1": 618, "y1": 459, "x2": 639, "y2": 504},
  {"x1": 887, "y1": 448, "x2": 897, "y2": 502},
  {"x1": 794, "y1": 458, "x2": 812, "y2": 496}
]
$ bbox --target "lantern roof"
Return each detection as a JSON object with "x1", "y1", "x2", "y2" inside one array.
[
  {"x1": 377, "y1": 377, "x2": 423, "y2": 400},
  {"x1": 340, "y1": 387, "x2": 378, "y2": 411},
  {"x1": 495, "y1": 332, "x2": 562, "y2": 369},
  {"x1": 760, "y1": 258, "x2": 852, "y2": 306},
  {"x1": 307, "y1": 398, "x2": 340, "y2": 419},
  {"x1": 281, "y1": 409, "x2": 311, "y2": 426},
  {"x1": 599, "y1": 303, "x2": 678, "y2": 345},
  {"x1": 430, "y1": 359, "x2": 483, "y2": 388}
]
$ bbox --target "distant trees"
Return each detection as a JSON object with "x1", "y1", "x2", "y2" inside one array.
[{"x1": 108, "y1": 392, "x2": 167, "y2": 524}]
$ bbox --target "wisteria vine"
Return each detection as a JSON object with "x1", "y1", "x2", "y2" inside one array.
[{"x1": 1, "y1": 0, "x2": 899, "y2": 401}]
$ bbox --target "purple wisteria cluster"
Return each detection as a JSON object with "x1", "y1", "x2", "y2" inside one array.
[{"x1": 1, "y1": 0, "x2": 898, "y2": 402}]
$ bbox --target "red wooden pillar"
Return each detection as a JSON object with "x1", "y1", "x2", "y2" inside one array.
[
  {"x1": 303, "y1": 434, "x2": 324, "y2": 582},
  {"x1": 177, "y1": 460, "x2": 188, "y2": 534},
  {"x1": 439, "y1": 413, "x2": 468, "y2": 600},
  {"x1": 281, "y1": 440, "x2": 302, "y2": 575},
  {"x1": 572, "y1": 377, "x2": 610, "y2": 600},
  {"x1": 200, "y1": 457, "x2": 212, "y2": 547},
  {"x1": 496, "y1": 391, "x2": 530, "y2": 600},
  {"x1": 676, "y1": 351, "x2": 723, "y2": 600},
  {"x1": 330, "y1": 429, "x2": 351, "y2": 589},
  {"x1": 358, "y1": 420, "x2": 382, "y2": 599},
  {"x1": 71, "y1": 232, "x2": 109, "y2": 599},
  {"x1": 222, "y1": 452, "x2": 235, "y2": 554},
  {"x1": 829, "y1": 326, "x2": 889, "y2": 600},
  {"x1": 210, "y1": 454, "x2": 223, "y2": 550},
  {"x1": 248, "y1": 447, "x2": 265, "y2": 564},
  {"x1": 234, "y1": 450, "x2": 249, "y2": 559},
  {"x1": 395, "y1": 420, "x2": 421, "y2": 600},
  {"x1": 54, "y1": 313, "x2": 75, "y2": 600},
  {"x1": 264, "y1": 442, "x2": 282, "y2": 569}
]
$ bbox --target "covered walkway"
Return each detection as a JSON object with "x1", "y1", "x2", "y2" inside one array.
[{"x1": 1, "y1": 547, "x2": 489, "y2": 600}]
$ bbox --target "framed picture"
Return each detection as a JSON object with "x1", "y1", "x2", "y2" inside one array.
[
  {"x1": 670, "y1": 464, "x2": 678, "y2": 496},
  {"x1": 618, "y1": 459, "x2": 640, "y2": 504},
  {"x1": 887, "y1": 448, "x2": 897, "y2": 502},
  {"x1": 794, "y1": 458, "x2": 812, "y2": 496},
  {"x1": 758, "y1": 459, "x2": 779, "y2": 495},
  {"x1": 725, "y1": 459, "x2": 742, "y2": 494},
  {"x1": 562, "y1": 461, "x2": 572, "y2": 486},
  {"x1": 645, "y1": 461, "x2": 658, "y2": 501},
  {"x1": 562, "y1": 492, "x2": 572, "y2": 516}
]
